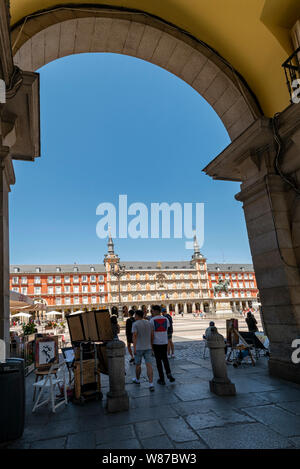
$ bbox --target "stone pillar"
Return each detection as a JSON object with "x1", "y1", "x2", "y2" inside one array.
[
  {"x1": 106, "y1": 340, "x2": 129, "y2": 413},
  {"x1": 200, "y1": 301, "x2": 204, "y2": 311},
  {"x1": 175, "y1": 304, "x2": 179, "y2": 315},
  {"x1": 203, "y1": 108, "x2": 300, "y2": 384},
  {"x1": 206, "y1": 326, "x2": 236, "y2": 396},
  {"x1": 236, "y1": 173, "x2": 300, "y2": 383},
  {"x1": 0, "y1": 147, "x2": 14, "y2": 358},
  {"x1": 166, "y1": 304, "x2": 169, "y2": 313},
  {"x1": 183, "y1": 303, "x2": 187, "y2": 314}
]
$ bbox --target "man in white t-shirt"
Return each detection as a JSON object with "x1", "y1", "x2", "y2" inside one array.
[
  {"x1": 150, "y1": 305, "x2": 175, "y2": 385},
  {"x1": 132, "y1": 310, "x2": 154, "y2": 391}
]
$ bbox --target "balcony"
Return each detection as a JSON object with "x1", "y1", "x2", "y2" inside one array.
[{"x1": 282, "y1": 46, "x2": 300, "y2": 102}]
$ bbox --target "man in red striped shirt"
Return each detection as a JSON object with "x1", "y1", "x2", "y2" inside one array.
[{"x1": 150, "y1": 305, "x2": 175, "y2": 385}]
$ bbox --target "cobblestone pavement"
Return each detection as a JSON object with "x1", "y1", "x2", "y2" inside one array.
[{"x1": 4, "y1": 316, "x2": 300, "y2": 450}]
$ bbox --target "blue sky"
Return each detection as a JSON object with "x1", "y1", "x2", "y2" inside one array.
[{"x1": 10, "y1": 53, "x2": 252, "y2": 265}]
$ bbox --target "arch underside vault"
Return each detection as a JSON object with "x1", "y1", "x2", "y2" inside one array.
[{"x1": 12, "y1": 7, "x2": 262, "y2": 141}]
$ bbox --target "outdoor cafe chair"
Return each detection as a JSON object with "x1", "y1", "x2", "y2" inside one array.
[{"x1": 32, "y1": 359, "x2": 68, "y2": 413}]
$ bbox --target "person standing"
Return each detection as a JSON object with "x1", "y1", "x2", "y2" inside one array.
[
  {"x1": 126, "y1": 309, "x2": 135, "y2": 364},
  {"x1": 131, "y1": 310, "x2": 154, "y2": 392},
  {"x1": 110, "y1": 315, "x2": 120, "y2": 340},
  {"x1": 162, "y1": 308, "x2": 175, "y2": 358},
  {"x1": 150, "y1": 305, "x2": 175, "y2": 385},
  {"x1": 246, "y1": 311, "x2": 258, "y2": 332}
]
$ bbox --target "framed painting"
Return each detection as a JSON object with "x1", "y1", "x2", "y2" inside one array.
[{"x1": 35, "y1": 336, "x2": 59, "y2": 369}]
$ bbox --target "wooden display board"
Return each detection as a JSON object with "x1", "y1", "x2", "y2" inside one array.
[
  {"x1": 226, "y1": 319, "x2": 239, "y2": 347},
  {"x1": 67, "y1": 309, "x2": 113, "y2": 343},
  {"x1": 94, "y1": 310, "x2": 113, "y2": 342},
  {"x1": 96, "y1": 343, "x2": 109, "y2": 375},
  {"x1": 73, "y1": 359, "x2": 101, "y2": 400}
]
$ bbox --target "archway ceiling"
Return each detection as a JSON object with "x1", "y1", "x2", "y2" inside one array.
[{"x1": 9, "y1": 0, "x2": 300, "y2": 117}]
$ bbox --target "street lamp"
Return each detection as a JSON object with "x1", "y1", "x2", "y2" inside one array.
[{"x1": 110, "y1": 262, "x2": 126, "y2": 321}]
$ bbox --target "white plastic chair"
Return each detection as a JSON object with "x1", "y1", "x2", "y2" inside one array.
[{"x1": 32, "y1": 359, "x2": 68, "y2": 413}]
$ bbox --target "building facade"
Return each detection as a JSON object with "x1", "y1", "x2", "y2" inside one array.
[
  {"x1": 10, "y1": 235, "x2": 259, "y2": 316},
  {"x1": 9, "y1": 264, "x2": 107, "y2": 314},
  {"x1": 104, "y1": 235, "x2": 259, "y2": 315}
]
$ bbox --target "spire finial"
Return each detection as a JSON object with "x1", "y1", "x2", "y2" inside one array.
[{"x1": 107, "y1": 226, "x2": 114, "y2": 254}]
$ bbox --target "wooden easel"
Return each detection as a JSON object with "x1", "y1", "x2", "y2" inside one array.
[{"x1": 227, "y1": 328, "x2": 255, "y2": 366}]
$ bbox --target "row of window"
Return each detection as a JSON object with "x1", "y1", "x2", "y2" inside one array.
[
  {"x1": 12, "y1": 285, "x2": 105, "y2": 295},
  {"x1": 110, "y1": 290, "x2": 255, "y2": 302},
  {"x1": 11, "y1": 275, "x2": 105, "y2": 285},
  {"x1": 211, "y1": 281, "x2": 255, "y2": 288},
  {"x1": 13, "y1": 266, "x2": 99, "y2": 274},
  {"x1": 112, "y1": 273, "x2": 204, "y2": 281},
  {"x1": 55, "y1": 296, "x2": 106, "y2": 305},
  {"x1": 210, "y1": 273, "x2": 254, "y2": 280},
  {"x1": 112, "y1": 283, "x2": 206, "y2": 292}
]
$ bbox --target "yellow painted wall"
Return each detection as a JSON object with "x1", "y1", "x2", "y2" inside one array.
[{"x1": 9, "y1": 0, "x2": 300, "y2": 116}]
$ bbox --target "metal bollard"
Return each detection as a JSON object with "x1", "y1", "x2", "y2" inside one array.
[
  {"x1": 206, "y1": 326, "x2": 236, "y2": 396},
  {"x1": 106, "y1": 340, "x2": 129, "y2": 413}
]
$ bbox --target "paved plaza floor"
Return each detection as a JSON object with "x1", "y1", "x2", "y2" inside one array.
[{"x1": 4, "y1": 316, "x2": 300, "y2": 450}]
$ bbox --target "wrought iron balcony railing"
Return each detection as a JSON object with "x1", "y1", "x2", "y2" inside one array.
[{"x1": 282, "y1": 46, "x2": 300, "y2": 102}]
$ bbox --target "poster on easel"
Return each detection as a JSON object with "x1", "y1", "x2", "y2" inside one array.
[{"x1": 35, "y1": 336, "x2": 59, "y2": 368}]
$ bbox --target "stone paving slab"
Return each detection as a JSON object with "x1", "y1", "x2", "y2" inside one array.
[
  {"x1": 30, "y1": 437, "x2": 67, "y2": 449},
  {"x1": 197, "y1": 423, "x2": 292, "y2": 449},
  {"x1": 66, "y1": 431, "x2": 96, "y2": 449},
  {"x1": 141, "y1": 435, "x2": 174, "y2": 449},
  {"x1": 173, "y1": 382, "x2": 213, "y2": 401},
  {"x1": 242, "y1": 405, "x2": 300, "y2": 437},
  {"x1": 276, "y1": 401, "x2": 300, "y2": 415},
  {"x1": 289, "y1": 437, "x2": 300, "y2": 448},
  {"x1": 174, "y1": 440, "x2": 207, "y2": 449},
  {"x1": 135, "y1": 420, "x2": 165, "y2": 440},
  {"x1": 159, "y1": 416, "x2": 199, "y2": 442},
  {"x1": 259, "y1": 388, "x2": 300, "y2": 403},
  {"x1": 95, "y1": 424, "x2": 135, "y2": 445},
  {"x1": 4, "y1": 339, "x2": 300, "y2": 450},
  {"x1": 97, "y1": 439, "x2": 142, "y2": 449}
]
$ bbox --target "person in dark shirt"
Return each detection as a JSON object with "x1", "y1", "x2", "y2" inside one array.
[
  {"x1": 126, "y1": 309, "x2": 135, "y2": 363},
  {"x1": 110, "y1": 315, "x2": 120, "y2": 340},
  {"x1": 246, "y1": 311, "x2": 258, "y2": 332},
  {"x1": 162, "y1": 308, "x2": 175, "y2": 358}
]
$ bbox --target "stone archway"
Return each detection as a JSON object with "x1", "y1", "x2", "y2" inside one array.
[
  {"x1": 2, "y1": 3, "x2": 300, "y2": 384},
  {"x1": 11, "y1": 6, "x2": 261, "y2": 142}
]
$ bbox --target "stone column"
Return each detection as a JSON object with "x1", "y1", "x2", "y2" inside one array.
[
  {"x1": 106, "y1": 340, "x2": 129, "y2": 413},
  {"x1": 0, "y1": 147, "x2": 14, "y2": 358},
  {"x1": 206, "y1": 325, "x2": 236, "y2": 396},
  {"x1": 203, "y1": 107, "x2": 300, "y2": 384},
  {"x1": 236, "y1": 173, "x2": 300, "y2": 383},
  {"x1": 175, "y1": 304, "x2": 179, "y2": 315},
  {"x1": 166, "y1": 304, "x2": 169, "y2": 313},
  {"x1": 183, "y1": 303, "x2": 187, "y2": 314}
]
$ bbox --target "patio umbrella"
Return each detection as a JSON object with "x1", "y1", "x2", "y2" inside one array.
[
  {"x1": 69, "y1": 310, "x2": 85, "y2": 315},
  {"x1": 10, "y1": 290, "x2": 34, "y2": 311},
  {"x1": 12, "y1": 312, "x2": 32, "y2": 318},
  {"x1": 45, "y1": 311, "x2": 62, "y2": 316}
]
